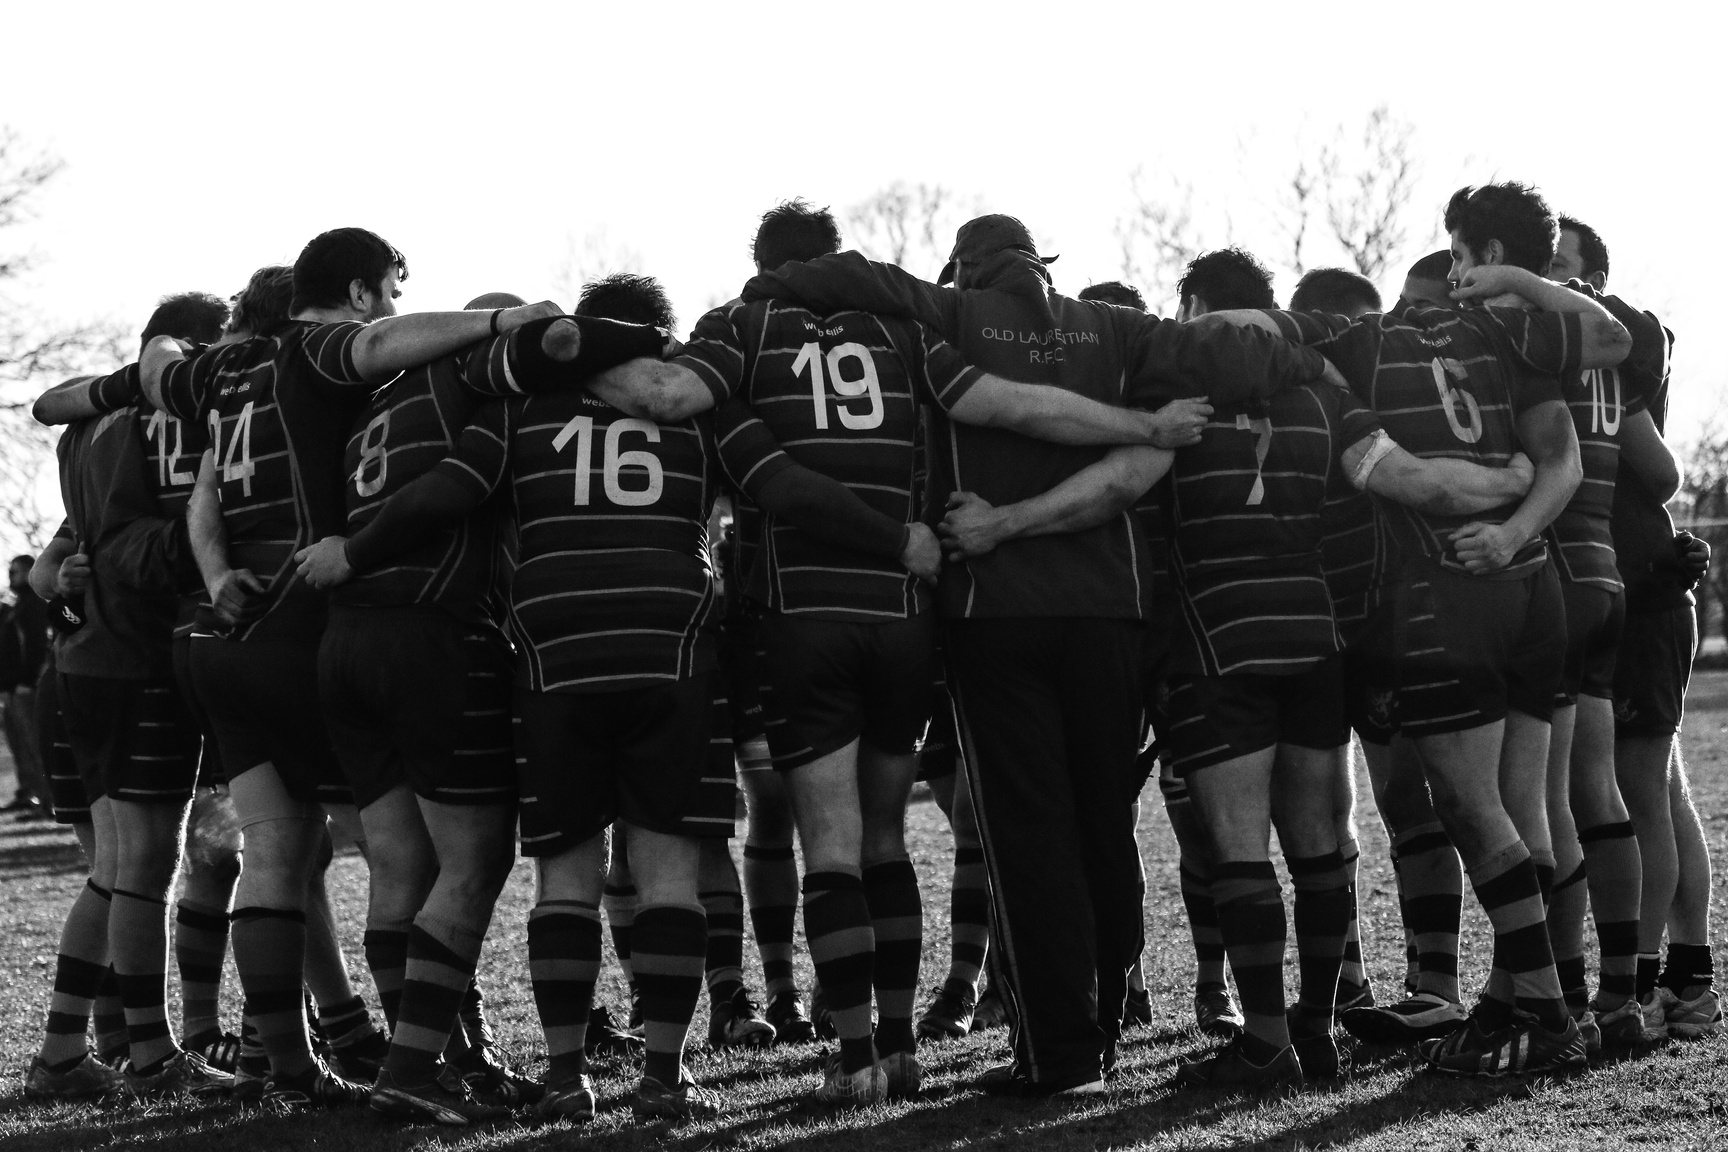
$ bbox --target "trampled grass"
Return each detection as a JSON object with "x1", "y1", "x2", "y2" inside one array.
[{"x1": 2, "y1": 676, "x2": 1727, "y2": 1150}]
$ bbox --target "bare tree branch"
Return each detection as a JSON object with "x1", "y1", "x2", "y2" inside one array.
[
  {"x1": 845, "y1": 182, "x2": 983, "y2": 281},
  {"x1": 1114, "y1": 168, "x2": 1202, "y2": 314}
]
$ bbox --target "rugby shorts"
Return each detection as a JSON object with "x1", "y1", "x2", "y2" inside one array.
[
  {"x1": 319, "y1": 607, "x2": 515, "y2": 809},
  {"x1": 514, "y1": 671, "x2": 735, "y2": 857},
  {"x1": 1163, "y1": 654, "x2": 1349, "y2": 777},
  {"x1": 1556, "y1": 583, "x2": 1624, "y2": 707},
  {"x1": 1391, "y1": 559, "x2": 1565, "y2": 737},
  {"x1": 1613, "y1": 603, "x2": 1697, "y2": 738},
  {"x1": 1137, "y1": 609, "x2": 1176, "y2": 791},
  {"x1": 190, "y1": 636, "x2": 351, "y2": 805},
  {"x1": 915, "y1": 677, "x2": 961, "y2": 783},
  {"x1": 1343, "y1": 604, "x2": 1399, "y2": 747},
  {"x1": 759, "y1": 611, "x2": 937, "y2": 772},
  {"x1": 718, "y1": 612, "x2": 767, "y2": 748},
  {"x1": 172, "y1": 632, "x2": 225, "y2": 787},
  {"x1": 57, "y1": 673, "x2": 200, "y2": 808},
  {"x1": 37, "y1": 668, "x2": 88, "y2": 825}
]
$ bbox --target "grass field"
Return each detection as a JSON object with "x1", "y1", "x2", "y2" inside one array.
[{"x1": 2, "y1": 678, "x2": 1727, "y2": 1151}]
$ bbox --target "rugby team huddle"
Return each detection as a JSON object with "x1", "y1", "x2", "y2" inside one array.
[{"x1": 13, "y1": 177, "x2": 1721, "y2": 1128}]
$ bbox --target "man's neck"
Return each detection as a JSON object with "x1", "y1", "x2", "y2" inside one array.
[{"x1": 292, "y1": 306, "x2": 367, "y2": 326}]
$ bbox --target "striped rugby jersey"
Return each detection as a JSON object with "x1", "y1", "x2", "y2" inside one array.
[
  {"x1": 156, "y1": 321, "x2": 374, "y2": 641},
  {"x1": 331, "y1": 355, "x2": 508, "y2": 627},
  {"x1": 680, "y1": 300, "x2": 984, "y2": 622},
  {"x1": 1264, "y1": 305, "x2": 1580, "y2": 582},
  {"x1": 1318, "y1": 483, "x2": 1391, "y2": 634},
  {"x1": 137, "y1": 374, "x2": 211, "y2": 636},
  {"x1": 1547, "y1": 365, "x2": 1644, "y2": 592},
  {"x1": 432, "y1": 393, "x2": 718, "y2": 694},
  {"x1": 1167, "y1": 383, "x2": 1382, "y2": 676}
]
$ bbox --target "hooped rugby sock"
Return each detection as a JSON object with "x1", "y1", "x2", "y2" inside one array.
[
  {"x1": 633, "y1": 903, "x2": 708, "y2": 1088},
  {"x1": 1636, "y1": 954, "x2": 1662, "y2": 999},
  {"x1": 1179, "y1": 861, "x2": 1227, "y2": 989},
  {"x1": 947, "y1": 844, "x2": 991, "y2": 993},
  {"x1": 1578, "y1": 822, "x2": 1641, "y2": 1006},
  {"x1": 1546, "y1": 863, "x2": 1590, "y2": 1013},
  {"x1": 743, "y1": 842, "x2": 799, "y2": 999},
  {"x1": 864, "y1": 857, "x2": 923, "y2": 1056},
  {"x1": 1464, "y1": 841, "x2": 1567, "y2": 1032},
  {"x1": 527, "y1": 900, "x2": 601, "y2": 1076},
  {"x1": 176, "y1": 901, "x2": 231, "y2": 1043},
  {"x1": 361, "y1": 927, "x2": 409, "y2": 1032},
  {"x1": 803, "y1": 869, "x2": 876, "y2": 1073},
  {"x1": 1212, "y1": 860, "x2": 1289, "y2": 1053},
  {"x1": 93, "y1": 966, "x2": 129, "y2": 1065},
  {"x1": 111, "y1": 887, "x2": 177, "y2": 1071},
  {"x1": 1662, "y1": 943, "x2": 1715, "y2": 995},
  {"x1": 458, "y1": 981, "x2": 495, "y2": 1050},
  {"x1": 1338, "y1": 837, "x2": 1367, "y2": 992},
  {"x1": 700, "y1": 856, "x2": 746, "y2": 1007},
  {"x1": 231, "y1": 906, "x2": 314, "y2": 1076},
  {"x1": 1288, "y1": 852, "x2": 1351, "y2": 1022},
  {"x1": 1531, "y1": 846, "x2": 1557, "y2": 915},
  {"x1": 602, "y1": 877, "x2": 638, "y2": 988},
  {"x1": 40, "y1": 879, "x2": 113, "y2": 1068},
  {"x1": 1389, "y1": 850, "x2": 1420, "y2": 995},
  {"x1": 318, "y1": 994, "x2": 380, "y2": 1049},
  {"x1": 387, "y1": 912, "x2": 484, "y2": 1085},
  {"x1": 1393, "y1": 823, "x2": 1463, "y2": 1004}
]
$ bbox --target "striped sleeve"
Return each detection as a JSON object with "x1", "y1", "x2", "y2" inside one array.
[
  {"x1": 1265, "y1": 310, "x2": 1380, "y2": 394},
  {"x1": 156, "y1": 348, "x2": 220, "y2": 422},
  {"x1": 1336, "y1": 389, "x2": 1383, "y2": 449},
  {"x1": 713, "y1": 398, "x2": 796, "y2": 499},
  {"x1": 671, "y1": 304, "x2": 747, "y2": 405},
  {"x1": 300, "y1": 321, "x2": 370, "y2": 385},
  {"x1": 1509, "y1": 370, "x2": 1564, "y2": 415},
  {"x1": 430, "y1": 398, "x2": 512, "y2": 501},
  {"x1": 1484, "y1": 308, "x2": 1585, "y2": 380},
  {"x1": 913, "y1": 325, "x2": 986, "y2": 412}
]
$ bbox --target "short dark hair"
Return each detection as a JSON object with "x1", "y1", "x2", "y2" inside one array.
[
  {"x1": 290, "y1": 227, "x2": 408, "y2": 313},
  {"x1": 1178, "y1": 247, "x2": 1276, "y2": 311},
  {"x1": 1443, "y1": 183, "x2": 1557, "y2": 275},
  {"x1": 1077, "y1": 281, "x2": 1147, "y2": 311},
  {"x1": 1558, "y1": 215, "x2": 1610, "y2": 280},
  {"x1": 575, "y1": 273, "x2": 676, "y2": 330},
  {"x1": 1408, "y1": 250, "x2": 1453, "y2": 281},
  {"x1": 752, "y1": 199, "x2": 841, "y2": 271},
  {"x1": 10, "y1": 555, "x2": 32, "y2": 569},
  {"x1": 229, "y1": 265, "x2": 295, "y2": 337},
  {"x1": 1290, "y1": 268, "x2": 1382, "y2": 316},
  {"x1": 139, "y1": 292, "x2": 230, "y2": 351}
]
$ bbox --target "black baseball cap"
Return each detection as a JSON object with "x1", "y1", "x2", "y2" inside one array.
[{"x1": 937, "y1": 214, "x2": 1058, "y2": 285}]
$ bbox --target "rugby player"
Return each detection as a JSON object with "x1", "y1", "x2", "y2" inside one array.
[
  {"x1": 25, "y1": 294, "x2": 234, "y2": 1099},
  {"x1": 135, "y1": 228, "x2": 561, "y2": 1109},
  {"x1": 1550, "y1": 219, "x2": 1720, "y2": 1038},
  {"x1": 1201, "y1": 182, "x2": 1634, "y2": 1074},
  {"x1": 740, "y1": 216, "x2": 1338, "y2": 1096}
]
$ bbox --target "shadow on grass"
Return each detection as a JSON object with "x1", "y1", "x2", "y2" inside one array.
[{"x1": 0, "y1": 834, "x2": 86, "y2": 880}]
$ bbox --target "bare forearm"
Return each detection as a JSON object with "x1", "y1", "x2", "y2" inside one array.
[
  {"x1": 588, "y1": 359, "x2": 713, "y2": 423},
  {"x1": 30, "y1": 538, "x2": 74, "y2": 600},
  {"x1": 960, "y1": 377, "x2": 1154, "y2": 445},
  {"x1": 188, "y1": 452, "x2": 229, "y2": 589},
  {"x1": 1420, "y1": 458, "x2": 1531, "y2": 515},
  {"x1": 987, "y1": 447, "x2": 1170, "y2": 541}
]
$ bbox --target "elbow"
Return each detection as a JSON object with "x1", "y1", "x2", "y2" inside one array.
[
  {"x1": 1587, "y1": 321, "x2": 1633, "y2": 368},
  {"x1": 1652, "y1": 462, "x2": 1682, "y2": 504}
]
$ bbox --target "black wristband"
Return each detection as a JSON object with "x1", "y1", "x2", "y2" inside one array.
[
  {"x1": 567, "y1": 316, "x2": 668, "y2": 376},
  {"x1": 489, "y1": 308, "x2": 503, "y2": 337}
]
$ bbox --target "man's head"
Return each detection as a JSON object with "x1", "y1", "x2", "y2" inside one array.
[
  {"x1": 1289, "y1": 268, "x2": 1382, "y2": 319},
  {"x1": 1176, "y1": 247, "x2": 1275, "y2": 321},
  {"x1": 139, "y1": 293, "x2": 229, "y2": 354},
  {"x1": 9, "y1": 555, "x2": 31, "y2": 595},
  {"x1": 464, "y1": 292, "x2": 527, "y2": 312},
  {"x1": 1077, "y1": 281, "x2": 1147, "y2": 311},
  {"x1": 574, "y1": 273, "x2": 676, "y2": 329},
  {"x1": 227, "y1": 265, "x2": 295, "y2": 339},
  {"x1": 1444, "y1": 182, "x2": 1557, "y2": 281},
  {"x1": 290, "y1": 227, "x2": 408, "y2": 321},
  {"x1": 1551, "y1": 215, "x2": 1610, "y2": 290},
  {"x1": 939, "y1": 215, "x2": 1057, "y2": 288},
  {"x1": 1397, "y1": 251, "x2": 1455, "y2": 311},
  {"x1": 753, "y1": 200, "x2": 841, "y2": 275}
]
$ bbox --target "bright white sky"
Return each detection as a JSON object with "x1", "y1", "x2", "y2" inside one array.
[{"x1": 3, "y1": 2, "x2": 1726, "y2": 549}]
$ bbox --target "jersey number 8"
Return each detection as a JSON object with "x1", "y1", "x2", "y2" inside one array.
[{"x1": 554, "y1": 415, "x2": 665, "y2": 506}]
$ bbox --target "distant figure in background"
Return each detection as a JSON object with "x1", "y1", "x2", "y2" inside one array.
[{"x1": 2, "y1": 554, "x2": 49, "y2": 815}]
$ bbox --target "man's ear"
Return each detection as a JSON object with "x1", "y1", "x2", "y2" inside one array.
[
  {"x1": 1589, "y1": 271, "x2": 1608, "y2": 293},
  {"x1": 1482, "y1": 238, "x2": 1506, "y2": 267},
  {"x1": 348, "y1": 278, "x2": 370, "y2": 312}
]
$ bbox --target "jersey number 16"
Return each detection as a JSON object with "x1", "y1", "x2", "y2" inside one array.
[{"x1": 553, "y1": 415, "x2": 665, "y2": 507}]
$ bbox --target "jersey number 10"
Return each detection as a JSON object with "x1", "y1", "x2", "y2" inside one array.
[{"x1": 553, "y1": 415, "x2": 665, "y2": 507}]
